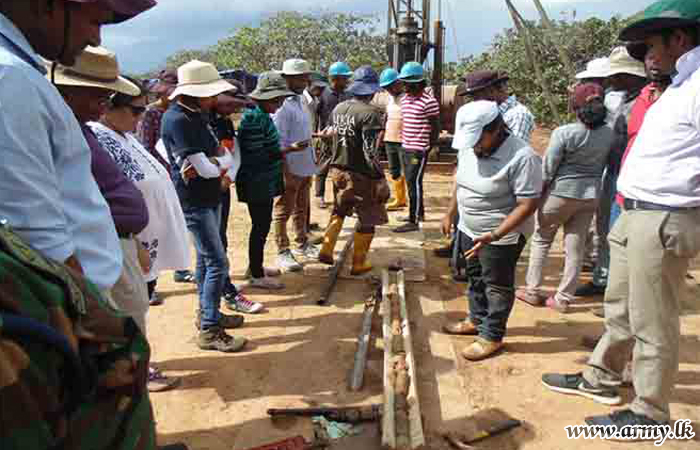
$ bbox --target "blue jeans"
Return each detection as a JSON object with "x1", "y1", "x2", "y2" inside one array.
[
  {"x1": 459, "y1": 231, "x2": 527, "y2": 342},
  {"x1": 184, "y1": 205, "x2": 229, "y2": 329}
]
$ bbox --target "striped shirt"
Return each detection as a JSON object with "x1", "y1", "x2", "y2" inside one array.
[{"x1": 401, "y1": 91, "x2": 440, "y2": 152}]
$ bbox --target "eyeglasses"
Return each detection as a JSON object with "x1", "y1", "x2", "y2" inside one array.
[{"x1": 127, "y1": 104, "x2": 147, "y2": 115}]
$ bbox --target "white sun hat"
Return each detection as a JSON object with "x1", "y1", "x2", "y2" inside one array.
[
  {"x1": 281, "y1": 58, "x2": 311, "y2": 76},
  {"x1": 457, "y1": 100, "x2": 500, "y2": 150},
  {"x1": 575, "y1": 57, "x2": 611, "y2": 80},
  {"x1": 50, "y1": 46, "x2": 140, "y2": 95},
  {"x1": 604, "y1": 46, "x2": 647, "y2": 78},
  {"x1": 168, "y1": 60, "x2": 233, "y2": 100}
]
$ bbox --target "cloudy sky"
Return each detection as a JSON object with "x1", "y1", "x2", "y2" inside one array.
[{"x1": 103, "y1": 0, "x2": 653, "y2": 74}]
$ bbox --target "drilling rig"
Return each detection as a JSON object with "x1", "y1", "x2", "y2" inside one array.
[{"x1": 386, "y1": 0, "x2": 445, "y2": 106}]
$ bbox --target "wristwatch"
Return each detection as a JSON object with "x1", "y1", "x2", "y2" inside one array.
[{"x1": 491, "y1": 230, "x2": 502, "y2": 241}]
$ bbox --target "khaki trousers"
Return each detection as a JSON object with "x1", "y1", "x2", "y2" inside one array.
[
  {"x1": 525, "y1": 194, "x2": 598, "y2": 303},
  {"x1": 584, "y1": 208, "x2": 700, "y2": 422},
  {"x1": 274, "y1": 170, "x2": 311, "y2": 252},
  {"x1": 110, "y1": 238, "x2": 149, "y2": 334}
]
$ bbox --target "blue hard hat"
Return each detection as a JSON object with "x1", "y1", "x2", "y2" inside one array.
[
  {"x1": 329, "y1": 61, "x2": 353, "y2": 77},
  {"x1": 379, "y1": 68, "x2": 400, "y2": 87},
  {"x1": 347, "y1": 66, "x2": 380, "y2": 96},
  {"x1": 398, "y1": 61, "x2": 425, "y2": 83}
]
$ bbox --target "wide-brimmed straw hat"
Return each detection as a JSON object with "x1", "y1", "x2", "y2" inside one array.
[
  {"x1": 250, "y1": 72, "x2": 295, "y2": 101},
  {"x1": 168, "y1": 60, "x2": 233, "y2": 100},
  {"x1": 50, "y1": 46, "x2": 140, "y2": 95},
  {"x1": 604, "y1": 47, "x2": 647, "y2": 78}
]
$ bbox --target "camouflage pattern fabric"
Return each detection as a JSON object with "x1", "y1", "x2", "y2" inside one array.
[{"x1": 0, "y1": 222, "x2": 156, "y2": 450}]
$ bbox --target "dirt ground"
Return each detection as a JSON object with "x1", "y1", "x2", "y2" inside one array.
[{"x1": 149, "y1": 133, "x2": 700, "y2": 450}]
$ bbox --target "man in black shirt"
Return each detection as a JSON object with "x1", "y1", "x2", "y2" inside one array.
[
  {"x1": 318, "y1": 66, "x2": 389, "y2": 275},
  {"x1": 315, "y1": 61, "x2": 352, "y2": 208}
]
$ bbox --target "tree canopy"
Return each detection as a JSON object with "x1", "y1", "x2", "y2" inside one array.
[
  {"x1": 445, "y1": 16, "x2": 628, "y2": 125},
  {"x1": 164, "y1": 11, "x2": 388, "y2": 75}
]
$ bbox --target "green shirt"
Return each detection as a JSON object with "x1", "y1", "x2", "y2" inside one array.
[
  {"x1": 235, "y1": 105, "x2": 284, "y2": 203},
  {"x1": 329, "y1": 99, "x2": 384, "y2": 179}
]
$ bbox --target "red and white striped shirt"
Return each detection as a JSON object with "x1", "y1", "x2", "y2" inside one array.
[{"x1": 400, "y1": 91, "x2": 440, "y2": 152}]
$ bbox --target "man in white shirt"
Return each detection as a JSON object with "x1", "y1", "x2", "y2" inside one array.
[
  {"x1": 273, "y1": 59, "x2": 320, "y2": 272},
  {"x1": 542, "y1": 0, "x2": 700, "y2": 434}
]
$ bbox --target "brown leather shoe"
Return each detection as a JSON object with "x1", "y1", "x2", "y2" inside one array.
[
  {"x1": 462, "y1": 338, "x2": 504, "y2": 361},
  {"x1": 442, "y1": 320, "x2": 478, "y2": 335}
]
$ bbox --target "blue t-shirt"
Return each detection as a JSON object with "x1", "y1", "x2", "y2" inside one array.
[{"x1": 161, "y1": 103, "x2": 222, "y2": 209}]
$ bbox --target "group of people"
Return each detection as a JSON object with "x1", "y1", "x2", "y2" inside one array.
[
  {"x1": 1, "y1": 0, "x2": 699, "y2": 446},
  {"x1": 441, "y1": 0, "x2": 700, "y2": 436}
]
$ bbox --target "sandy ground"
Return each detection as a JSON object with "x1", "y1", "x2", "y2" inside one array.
[{"x1": 149, "y1": 131, "x2": 700, "y2": 450}]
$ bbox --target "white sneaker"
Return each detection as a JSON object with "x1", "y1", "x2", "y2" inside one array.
[
  {"x1": 277, "y1": 250, "x2": 303, "y2": 272},
  {"x1": 292, "y1": 243, "x2": 320, "y2": 260},
  {"x1": 249, "y1": 277, "x2": 285, "y2": 290}
]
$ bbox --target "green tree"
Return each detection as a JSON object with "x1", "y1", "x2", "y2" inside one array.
[
  {"x1": 211, "y1": 11, "x2": 388, "y2": 73},
  {"x1": 165, "y1": 48, "x2": 216, "y2": 70},
  {"x1": 454, "y1": 16, "x2": 627, "y2": 126}
]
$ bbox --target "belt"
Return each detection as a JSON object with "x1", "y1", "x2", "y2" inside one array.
[
  {"x1": 622, "y1": 198, "x2": 696, "y2": 212},
  {"x1": 118, "y1": 233, "x2": 135, "y2": 240}
]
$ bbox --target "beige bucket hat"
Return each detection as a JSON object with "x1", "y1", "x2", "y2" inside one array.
[
  {"x1": 50, "y1": 46, "x2": 140, "y2": 95},
  {"x1": 604, "y1": 47, "x2": 647, "y2": 78},
  {"x1": 281, "y1": 58, "x2": 311, "y2": 76},
  {"x1": 169, "y1": 60, "x2": 233, "y2": 100}
]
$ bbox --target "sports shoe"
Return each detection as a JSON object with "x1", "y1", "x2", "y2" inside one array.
[
  {"x1": 149, "y1": 291, "x2": 163, "y2": 306},
  {"x1": 584, "y1": 410, "x2": 669, "y2": 441},
  {"x1": 393, "y1": 222, "x2": 420, "y2": 233},
  {"x1": 249, "y1": 277, "x2": 285, "y2": 290},
  {"x1": 292, "y1": 243, "x2": 320, "y2": 260},
  {"x1": 224, "y1": 293, "x2": 264, "y2": 314},
  {"x1": 173, "y1": 270, "x2": 195, "y2": 283},
  {"x1": 398, "y1": 213, "x2": 424, "y2": 223},
  {"x1": 545, "y1": 296, "x2": 570, "y2": 313},
  {"x1": 244, "y1": 266, "x2": 282, "y2": 279},
  {"x1": 575, "y1": 281, "x2": 606, "y2": 297},
  {"x1": 541, "y1": 372, "x2": 621, "y2": 405},
  {"x1": 277, "y1": 250, "x2": 303, "y2": 272},
  {"x1": 195, "y1": 309, "x2": 244, "y2": 330},
  {"x1": 197, "y1": 326, "x2": 247, "y2": 352},
  {"x1": 148, "y1": 366, "x2": 180, "y2": 392}
]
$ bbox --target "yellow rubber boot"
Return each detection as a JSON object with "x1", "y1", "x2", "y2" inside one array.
[
  {"x1": 319, "y1": 215, "x2": 345, "y2": 265},
  {"x1": 386, "y1": 176, "x2": 407, "y2": 211},
  {"x1": 351, "y1": 231, "x2": 375, "y2": 276}
]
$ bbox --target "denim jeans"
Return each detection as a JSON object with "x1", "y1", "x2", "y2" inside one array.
[
  {"x1": 459, "y1": 231, "x2": 526, "y2": 342},
  {"x1": 385, "y1": 142, "x2": 405, "y2": 180},
  {"x1": 219, "y1": 190, "x2": 237, "y2": 296},
  {"x1": 184, "y1": 205, "x2": 228, "y2": 329}
]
